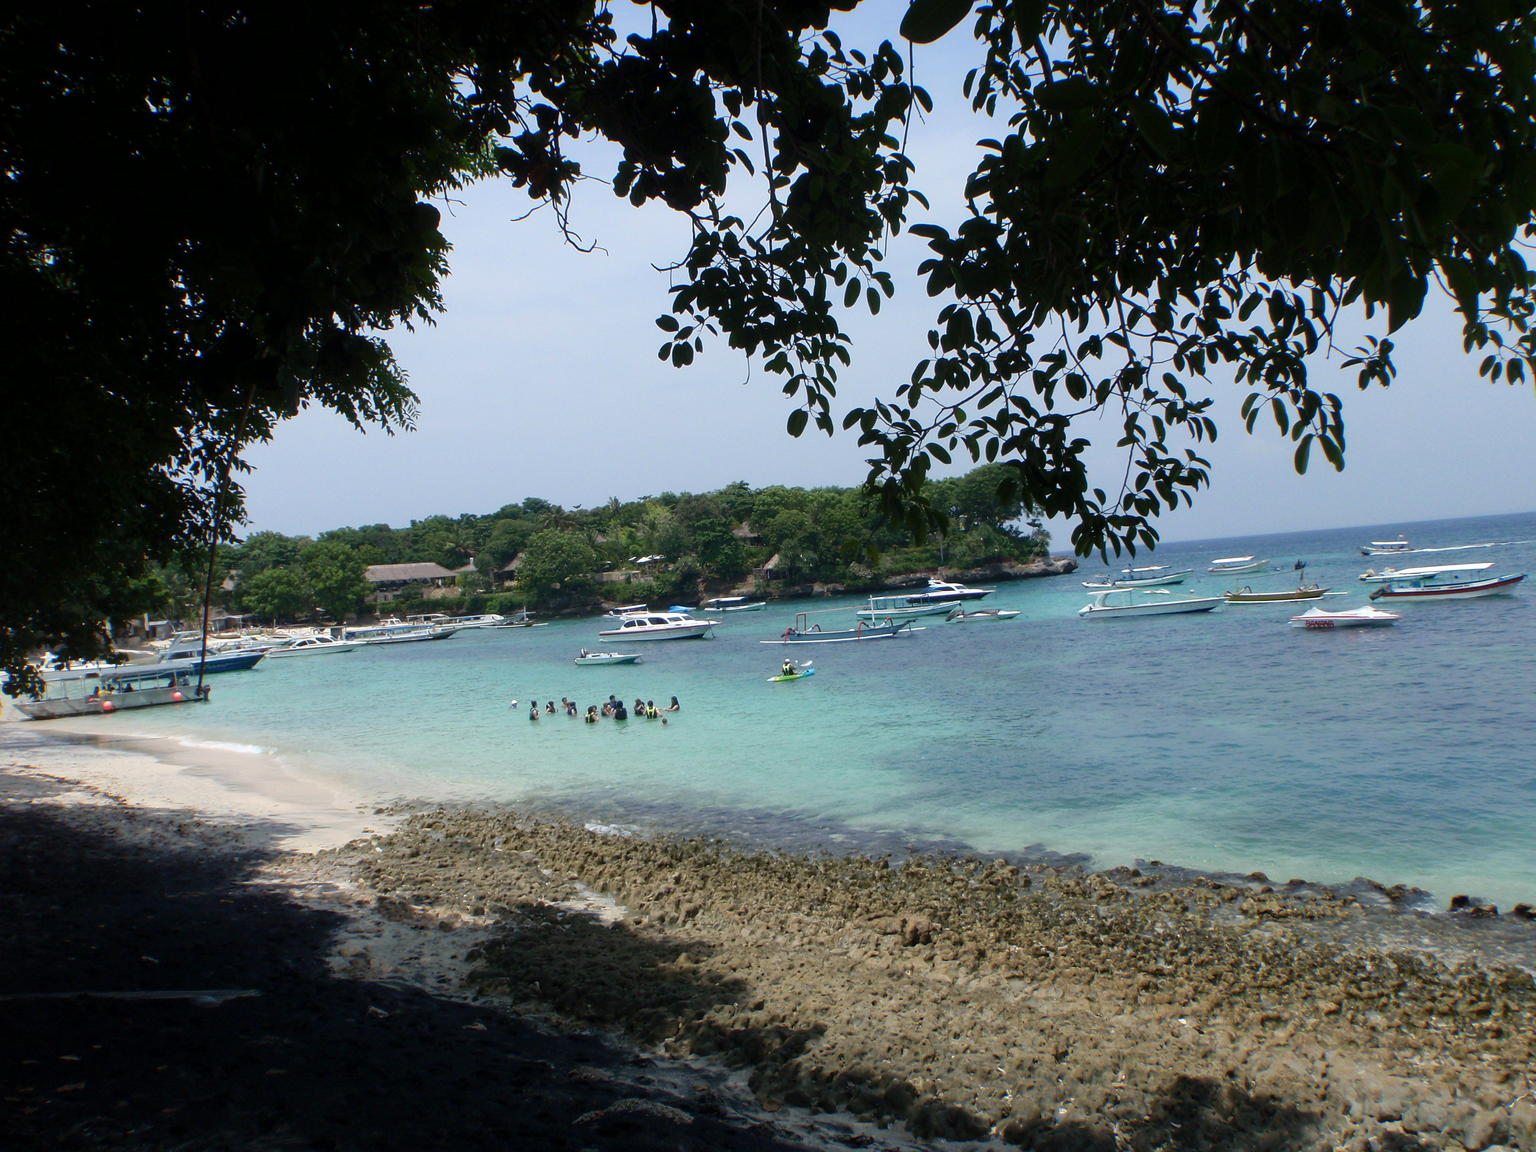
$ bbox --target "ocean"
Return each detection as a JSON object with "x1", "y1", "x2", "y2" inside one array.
[{"x1": 18, "y1": 511, "x2": 1536, "y2": 910}]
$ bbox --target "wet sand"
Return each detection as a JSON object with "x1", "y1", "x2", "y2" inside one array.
[{"x1": 3, "y1": 722, "x2": 1534, "y2": 1150}]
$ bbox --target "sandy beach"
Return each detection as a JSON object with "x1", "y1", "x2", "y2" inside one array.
[{"x1": 3, "y1": 720, "x2": 1534, "y2": 1150}]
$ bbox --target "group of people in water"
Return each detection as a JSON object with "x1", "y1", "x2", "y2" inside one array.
[{"x1": 519, "y1": 694, "x2": 680, "y2": 724}]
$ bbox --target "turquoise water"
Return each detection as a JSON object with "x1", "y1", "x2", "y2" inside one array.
[{"x1": 32, "y1": 511, "x2": 1536, "y2": 908}]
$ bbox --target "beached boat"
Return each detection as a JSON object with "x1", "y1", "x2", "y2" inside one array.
[
  {"x1": 1361, "y1": 537, "x2": 1413, "y2": 556},
  {"x1": 1078, "y1": 588, "x2": 1223, "y2": 619},
  {"x1": 14, "y1": 680, "x2": 212, "y2": 720},
  {"x1": 855, "y1": 594, "x2": 963, "y2": 621},
  {"x1": 944, "y1": 607, "x2": 1020, "y2": 622},
  {"x1": 574, "y1": 650, "x2": 643, "y2": 666},
  {"x1": 903, "y1": 579, "x2": 994, "y2": 605},
  {"x1": 597, "y1": 611, "x2": 716, "y2": 641},
  {"x1": 1081, "y1": 565, "x2": 1192, "y2": 590},
  {"x1": 1222, "y1": 583, "x2": 1330, "y2": 604},
  {"x1": 263, "y1": 634, "x2": 363, "y2": 658},
  {"x1": 697, "y1": 596, "x2": 768, "y2": 613},
  {"x1": 1208, "y1": 555, "x2": 1269, "y2": 575},
  {"x1": 761, "y1": 615, "x2": 920, "y2": 643},
  {"x1": 1367, "y1": 563, "x2": 1527, "y2": 601},
  {"x1": 1289, "y1": 606, "x2": 1403, "y2": 629}
]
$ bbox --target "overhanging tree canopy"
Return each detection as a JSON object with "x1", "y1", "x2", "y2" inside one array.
[{"x1": 4, "y1": 0, "x2": 1535, "y2": 692}]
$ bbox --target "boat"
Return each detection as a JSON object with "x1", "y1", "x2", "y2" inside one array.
[
  {"x1": 1367, "y1": 563, "x2": 1527, "y2": 601},
  {"x1": 574, "y1": 649, "x2": 643, "y2": 666},
  {"x1": 40, "y1": 646, "x2": 265, "y2": 684},
  {"x1": 263, "y1": 634, "x2": 363, "y2": 658},
  {"x1": 1357, "y1": 567, "x2": 1409, "y2": 583},
  {"x1": 855, "y1": 593, "x2": 963, "y2": 621},
  {"x1": 944, "y1": 607, "x2": 1020, "y2": 622},
  {"x1": 1081, "y1": 565, "x2": 1192, "y2": 590},
  {"x1": 1289, "y1": 606, "x2": 1403, "y2": 629},
  {"x1": 698, "y1": 596, "x2": 768, "y2": 613},
  {"x1": 343, "y1": 617, "x2": 459, "y2": 643},
  {"x1": 767, "y1": 661, "x2": 815, "y2": 682},
  {"x1": 1208, "y1": 555, "x2": 1269, "y2": 575},
  {"x1": 1222, "y1": 583, "x2": 1330, "y2": 604},
  {"x1": 902, "y1": 579, "x2": 994, "y2": 605},
  {"x1": 761, "y1": 615, "x2": 920, "y2": 643},
  {"x1": 602, "y1": 603, "x2": 649, "y2": 618},
  {"x1": 406, "y1": 612, "x2": 509, "y2": 630},
  {"x1": 487, "y1": 610, "x2": 546, "y2": 628},
  {"x1": 1361, "y1": 537, "x2": 1412, "y2": 556},
  {"x1": 358, "y1": 626, "x2": 458, "y2": 645},
  {"x1": 15, "y1": 679, "x2": 212, "y2": 720},
  {"x1": 597, "y1": 611, "x2": 716, "y2": 641},
  {"x1": 1078, "y1": 588, "x2": 1223, "y2": 619}
]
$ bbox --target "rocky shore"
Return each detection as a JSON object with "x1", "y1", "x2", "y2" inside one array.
[
  {"x1": 350, "y1": 806, "x2": 1536, "y2": 1151},
  {"x1": 6, "y1": 759, "x2": 1534, "y2": 1151}
]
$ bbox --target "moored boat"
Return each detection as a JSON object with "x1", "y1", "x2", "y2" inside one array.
[
  {"x1": 944, "y1": 607, "x2": 1020, "y2": 622},
  {"x1": 597, "y1": 611, "x2": 716, "y2": 641},
  {"x1": 15, "y1": 680, "x2": 211, "y2": 720},
  {"x1": 761, "y1": 614, "x2": 920, "y2": 643},
  {"x1": 1078, "y1": 588, "x2": 1223, "y2": 619},
  {"x1": 1367, "y1": 563, "x2": 1526, "y2": 601},
  {"x1": 855, "y1": 594, "x2": 962, "y2": 621},
  {"x1": 1081, "y1": 565, "x2": 1192, "y2": 590},
  {"x1": 1208, "y1": 555, "x2": 1269, "y2": 574},
  {"x1": 698, "y1": 596, "x2": 768, "y2": 613},
  {"x1": 1222, "y1": 583, "x2": 1330, "y2": 604},
  {"x1": 574, "y1": 649, "x2": 643, "y2": 665},
  {"x1": 903, "y1": 579, "x2": 994, "y2": 605},
  {"x1": 264, "y1": 634, "x2": 363, "y2": 657},
  {"x1": 1289, "y1": 606, "x2": 1402, "y2": 629}
]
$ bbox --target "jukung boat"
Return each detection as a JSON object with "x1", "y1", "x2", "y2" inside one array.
[
  {"x1": 1367, "y1": 563, "x2": 1527, "y2": 601},
  {"x1": 1078, "y1": 588, "x2": 1223, "y2": 620},
  {"x1": 761, "y1": 614, "x2": 920, "y2": 643},
  {"x1": 1289, "y1": 606, "x2": 1402, "y2": 629},
  {"x1": 1222, "y1": 583, "x2": 1330, "y2": 604},
  {"x1": 1081, "y1": 565, "x2": 1192, "y2": 590}
]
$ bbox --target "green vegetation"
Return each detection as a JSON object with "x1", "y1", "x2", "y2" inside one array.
[
  {"x1": 6, "y1": 2, "x2": 1536, "y2": 690},
  {"x1": 197, "y1": 466, "x2": 1048, "y2": 624}
]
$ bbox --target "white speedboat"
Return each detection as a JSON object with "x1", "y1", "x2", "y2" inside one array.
[
  {"x1": 263, "y1": 634, "x2": 363, "y2": 657},
  {"x1": 903, "y1": 579, "x2": 994, "y2": 604},
  {"x1": 1361, "y1": 537, "x2": 1412, "y2": 556},
  {"x1": 1081, "y1": 565, "x2": 1192, "y2": 589},
  {"x1": 944, "y1": 607, "x2": 1020, "y2": 622},
  {"x1": 574, "y1": 649, "x2": 643, "y2": 665},
  {"x1": 856, "y1": 594, "x2": 963, "y2": 621},
  {"x1": 1078, "y1": 588, "x2": 1223, "y2": 619},
  {"x1": 1208, "y1": 555, "x2": 1269, "y2": 574},
  {"x1": 1367, "y1": 563, "x2": 1526, "y2": 601},
  {"x1": 1290, "y1": 606, "x2": 1402, "y2": 629},
  {"x1": 697, "y1": 596, "x2": 768, "y2": 613},
  {"x1": 597, "y1": 611, "x2": 716, "y2": 641}
]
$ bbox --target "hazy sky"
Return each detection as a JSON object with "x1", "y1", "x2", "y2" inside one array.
[{"x1": 241, "y1": 11, "x2": 1536, "y2": 548}]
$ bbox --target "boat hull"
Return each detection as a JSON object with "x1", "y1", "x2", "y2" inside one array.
[
  {"x1": 1370, "y1": 573, "x2": 1526, "y2": 601},
  {"x1": 1079, "y1": 596, "x2": 1222, "y2": 619},
  {"x1": 1222, "y1": 586, "x2": 1329, "y2": 604},
  {"x1": 574, "y1": 653, "x2": 643, "y2": 665},
  {"x1": 16, "y1": 683, "x2": 211, "y2": 719},
  {"x1": 761, "y1": 622, "x2": 918, "y2": 643}
]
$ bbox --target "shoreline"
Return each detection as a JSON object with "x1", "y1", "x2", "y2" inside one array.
[{"x1": 2, "y1": 725, "x2": 1535, "y2": 1148}]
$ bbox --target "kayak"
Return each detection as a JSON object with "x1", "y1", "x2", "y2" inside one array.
[{"x1": 767, "y1": 666, "x2": 815, "y2": 682}]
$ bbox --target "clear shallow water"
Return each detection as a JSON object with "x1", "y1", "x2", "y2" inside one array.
[{"x1": 34, "y1": 511, "x2": 1536, "y2": 908}]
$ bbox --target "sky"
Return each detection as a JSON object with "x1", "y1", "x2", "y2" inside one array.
[{"x1": 240, "y1": 9, "x2": 1536, "y2": 549}]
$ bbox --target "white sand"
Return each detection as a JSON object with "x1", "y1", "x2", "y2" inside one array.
[{"x1": 0, "y1": 708, "x2": 390, "y2": 851}]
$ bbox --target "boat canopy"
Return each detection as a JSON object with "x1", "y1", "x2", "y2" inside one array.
[{"x1": 1382, "y1": 562, "x2": 1494, "y2": 578}]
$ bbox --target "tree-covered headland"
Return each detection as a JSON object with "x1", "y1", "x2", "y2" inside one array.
[
  {"x1": 203, "y1": 465, "x2": 1050, "y2": 626},
  {"x1": 5, "y1": 1, "x2": 1536, "y2": 691}
]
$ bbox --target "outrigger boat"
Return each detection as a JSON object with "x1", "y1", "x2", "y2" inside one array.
[
  {"x1": 1368, "y1": 563, "x2": 1526, "y2": 601},
  {"x1": 1208, "y1": 555, "x2": 1269, "y2": 575},
  {"x1": 762, "y1": 614, "x2": 920, "y2": 643},
  {"x1": 1079, "y1": 588, "x2": 1222, "y2": 619},
  {"x1": 1223, "y1": 583, "x2": 1329, "y2": 604},
  {"x1": 855, "y1": 594, "x2": 962, "y2": 621},
  {"x1": 15, "y1": 679, "x2": 211, "y2": 720},
  {"x1": 697, "y1": 596, "x2": 768, "y2": 613},
  {"x1": 944, "y1": 607, "x2": 1020, "y2": 622}
]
